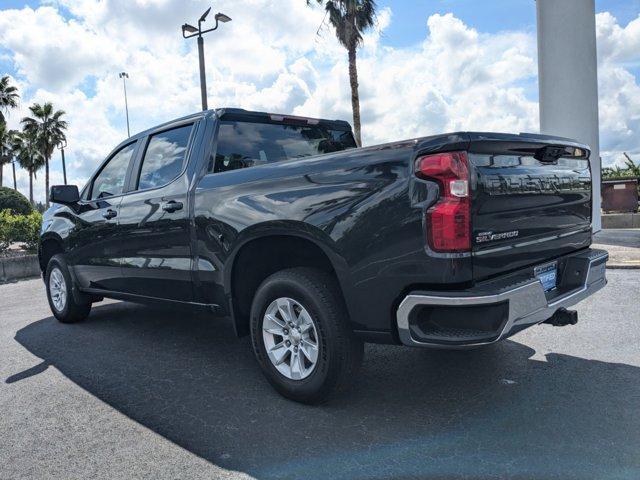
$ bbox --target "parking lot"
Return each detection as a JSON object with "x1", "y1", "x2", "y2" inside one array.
[{"x1": 1, "y1": 270, "x2": 639, "y2": 479}]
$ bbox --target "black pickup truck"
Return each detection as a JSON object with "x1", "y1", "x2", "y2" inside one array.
[{"x1": 40, "y1": 108, "x2": 608, "y2": 403}]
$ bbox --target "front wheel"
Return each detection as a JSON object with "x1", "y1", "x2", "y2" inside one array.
[
  {"x1": 250, "y1": 268, "x2": 363, "y2": 404},
  {"x1": 45, "y1": 254, "x2": 91, "y2": 323}
]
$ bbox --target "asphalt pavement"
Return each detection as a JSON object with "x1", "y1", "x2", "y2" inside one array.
[
  {"x1": 593, "y1": 228, "x2": 640, "y2": 268},
  {"x1": 1, "y1": 271, "x2": 639, "y2": 479}
]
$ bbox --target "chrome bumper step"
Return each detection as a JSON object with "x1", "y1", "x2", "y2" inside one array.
[{"x1": 396, "y1": 249, "x2": 608, "y2": 348}]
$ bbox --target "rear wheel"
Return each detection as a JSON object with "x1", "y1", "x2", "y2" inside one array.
[
  {"x1": 45, "y1": 254, "x2": 91, "y2": 323},
  {"x1": 250, "y1": 267, "x2": 363, "y2": 404}
]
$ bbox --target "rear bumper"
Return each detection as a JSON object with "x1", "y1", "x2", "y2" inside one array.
[{"x1": 396, "y1": 248, "x2": 608, "y2": 348}]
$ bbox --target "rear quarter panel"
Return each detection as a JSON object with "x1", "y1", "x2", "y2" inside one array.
[{"x1": 193, "y1": 138, "x2": 473, "y2": 334}]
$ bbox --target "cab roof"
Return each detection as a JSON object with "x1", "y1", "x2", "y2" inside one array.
[{"x1": 126, "y1": 108, "x2": 353, "y2": 143}]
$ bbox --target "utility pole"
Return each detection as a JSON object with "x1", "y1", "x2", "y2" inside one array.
[
  {"x1": 182, "y1": 8, "x2": 232, "y2": 111},
  {"x1": 119, "y1": 72, "x2": 131, "y2": 137},
  {"x1": 12, "y1": 159, "x2": 16, "y2": 190},
  {"x1": 58, "y1": 140, "x2": 68, "y2": 185}
]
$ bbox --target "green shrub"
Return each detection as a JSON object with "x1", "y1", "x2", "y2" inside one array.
[
  {"x1": 0, "y1": 187, "x2": 33, "y2": 215},
  {"x1": 0, "y1": 210, "x2": 10, "y2": 253},
  {"x1": 0, "y1": 209, "x2": 43, "y2": 252}
]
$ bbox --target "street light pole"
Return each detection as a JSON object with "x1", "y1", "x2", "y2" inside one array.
[
  {"x1": 182, "y1": 8, "x2": 232, "y2": 111},
  {"x1": 57, "y1": 140, "x2": 68, "y2": 185},
  {"x1": 119, "y1": 72, "x2": 131, "y2": 137},
  {"x1": 197, "y1": 36, "x2": 208, "y2": 111}
]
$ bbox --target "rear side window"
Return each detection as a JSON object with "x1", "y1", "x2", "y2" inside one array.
[
  {"x1": 212, "y1": 121, "x2": 356, "y2": 173},
  {"x1": 137, "y1": 124, "x2": 193, "y2": 190},
  {"x1": 91, "y1": 142, "x2": 136, "y2": 200}
]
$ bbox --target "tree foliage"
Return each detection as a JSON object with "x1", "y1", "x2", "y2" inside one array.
[
  {"x1": 602, "y1": 153, "x2": 640, "y2": 179},
  {"x1": 310, "y1": 0, "x2": 377, "y2": 50},
  {"x1": 307, "y1": 0, "x2": 377, "y2": 147},
  {"x1": 0, "y1": 75, "x2": 19, "y2": 123},
  {"x1": 12, "y1": 129, "x2": 44, "y2": 204},
  {"x1": 22, "y1": 102, "x2": 67, "y2": 207},
  {"x1": 0, "y1": 209, "x2": 42, "y2": 253},
  {"x1": 0, "y1": 186, "x2": 33, "y2": 215}
]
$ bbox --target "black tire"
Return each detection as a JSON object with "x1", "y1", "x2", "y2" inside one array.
[
  {"x1": 45, "y1": 254, "x2": 91, "y2": 324},
  {"x1": 250, "y1": 267, "x2": 363, "y2": 404}
]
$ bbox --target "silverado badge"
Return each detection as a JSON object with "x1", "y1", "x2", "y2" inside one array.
[{"x1": 476, "y1": 230, "x2": 519, "y2": 244}]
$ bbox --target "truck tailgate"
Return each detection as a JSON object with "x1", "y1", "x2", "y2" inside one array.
[{"x1": 468, "y1": 133, "x2": 592, "y2": 281}]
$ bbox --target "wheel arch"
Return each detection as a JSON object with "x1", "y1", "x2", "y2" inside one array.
[
  {"x1": 38, "y1": 233, "x2": 66, "y2": 274},
  {"x1": 224, "y1": 223, "x2": 351, "y2": 337}
]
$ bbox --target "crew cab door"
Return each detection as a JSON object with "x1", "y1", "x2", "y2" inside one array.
[
  {"x1": 68, "y1": 141, "x2": 138, "y2": 291},
  {"x1": 116, "y1": 122, "x2": 195, "y2": 301}
]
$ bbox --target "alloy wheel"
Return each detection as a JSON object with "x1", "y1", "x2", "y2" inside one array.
[
  {"x1": 262, "y1": 297, "x2": 320, "y2": 380},
  {"x1": 49, "y1": 267, "x2": 67, "y2": 312}
]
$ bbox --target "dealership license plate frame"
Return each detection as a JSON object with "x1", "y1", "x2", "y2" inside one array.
[{"x1": 534, "y1": 261, "x2": 558, "y2": 292}]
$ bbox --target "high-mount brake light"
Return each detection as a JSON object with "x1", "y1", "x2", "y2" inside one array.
[
  {"x1": 415, "y1": 151, "x2": 471, "y2": 252},
  {"x1": 269, "y1": 114, "x2": 320, "y2": 126}
]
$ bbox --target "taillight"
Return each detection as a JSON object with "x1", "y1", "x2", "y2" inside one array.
[{"x1": 415, "y1": 151, "x2": 471, "y2": 252}]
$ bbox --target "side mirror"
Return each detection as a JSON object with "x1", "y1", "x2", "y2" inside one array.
[{"x1": 50, "y1": 185, "x2": 80, "y2": 205}]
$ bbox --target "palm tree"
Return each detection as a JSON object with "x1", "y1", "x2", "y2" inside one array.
[
  {"x1": 22, "y1": 102, "x2": 67, "y2": 208},
  {"x1": 0, "y1": 75, "x2": 20, "y2": 123},
  {"x1": 0, "y1": 122, "x2": 19, "y2": 188},
  {"x1": 0, "y1": 121, "x2": 11, "y2": 187},
  {"x1": 308, "y1": 0, "x2": 377, "y2": 146},
  {"x1": 13, "y1": 130, "x2": 44, "y2": 204},
  {"x1": 623, "y1": 153, "x2": 640, "y2": 177},
  {"x1": 0, "y1": 125, "x2": 19, "y2": 191}
]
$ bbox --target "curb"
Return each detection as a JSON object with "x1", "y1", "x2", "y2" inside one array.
[
  {"x1": 602, "y1": 213, "x2": 640, "y2": 229},
  {"x1": 606, "y1": 263, "x2": 640, "y2": 270},
  {"x1": 0, "y1": 254, "x2": 41, "y2": 283}
]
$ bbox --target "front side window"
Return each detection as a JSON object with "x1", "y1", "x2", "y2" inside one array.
[
  {"x1": 91, "y1": 143, "x2": 136, "y2": 200},
  {"x1": 213, "y1": 121, "x2": 356, "y2": 173},
  {"x1": 137, "y1": 124, "x2": 193, "y2": 190}
]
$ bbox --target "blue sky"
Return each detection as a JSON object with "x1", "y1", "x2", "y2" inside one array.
[
  {"x1": 0, "y1": 0, "x2": 639, "y2": 202},
  {"x1": 380, "y1": 0, "x2": 640, "y2": 43}
]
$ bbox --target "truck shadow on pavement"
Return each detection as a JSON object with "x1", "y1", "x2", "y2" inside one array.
[{"x1": 10, "y1": 301, "x2": 640, "y2": 479}]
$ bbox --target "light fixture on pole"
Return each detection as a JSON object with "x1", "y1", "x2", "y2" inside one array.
[
  {"x1": 57, "y1": 139, "x2": 68, "y2": 185},
  {"x1": 182, "y1": 8, "x2": 232, "y2": 111},
  {"x1": 119, "y1": 72, "x2": 131, "y2": 137}
]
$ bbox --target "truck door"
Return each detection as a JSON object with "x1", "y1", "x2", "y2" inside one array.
[
  {"x1": 115, "y1": 122, "x2": 195, "y2": 301},
  {"x1": 67, "y1": 141, "x2": 138, "y2": 291}
]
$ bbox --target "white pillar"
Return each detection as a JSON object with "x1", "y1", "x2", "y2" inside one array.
[{"x1": 536, "y1": 0, "x2": 601, "y2": 231}]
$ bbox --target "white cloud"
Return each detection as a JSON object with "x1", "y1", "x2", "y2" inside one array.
[
  {"x1": 596, "y1": 11, "x2": 640, "y2": 65},
  {"x1": 0, "y1": 2, "x2": 639, "y2": 201},
  {"x1": 0, "y1": 6, "x2": 124, "y2": 90},
  {"x1": 297, "y1": 13, "x2": 539, "y2": 144},
  {"x1": 596, "y1": 12, "x2": 640, "y2": 167}
]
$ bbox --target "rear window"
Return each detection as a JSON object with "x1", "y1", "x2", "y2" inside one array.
[{"x1": 212, "y1": 120, "x2": 356, "y2": 173}]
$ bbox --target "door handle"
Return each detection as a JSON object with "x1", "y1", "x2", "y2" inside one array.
[
  {"x1": 162, "y1": 200, "x2": 183, "y2": 213},
  {"x1": 103, "y1": 209, "x2": 117, "y2": 219}
]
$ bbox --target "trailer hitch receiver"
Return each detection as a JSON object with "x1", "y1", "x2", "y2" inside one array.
[{"x1": 543, "y1": 308, "x2": 578, "y2": 327}]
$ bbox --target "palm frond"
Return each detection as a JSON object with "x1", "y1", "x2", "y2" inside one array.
[
  {"x1": 20, "y1": 102, "x2": 68, "y2": 160},
  {"x1": 312, "y1": 0, "x2": 377, "y2": 48},
  {"x1": 0, "y1": 75, "x2": 20, "y2": 120}
]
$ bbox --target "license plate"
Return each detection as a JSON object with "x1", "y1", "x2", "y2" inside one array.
[{"x1": 535, "y1": 262, "x2": 557, "y2": 292}]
